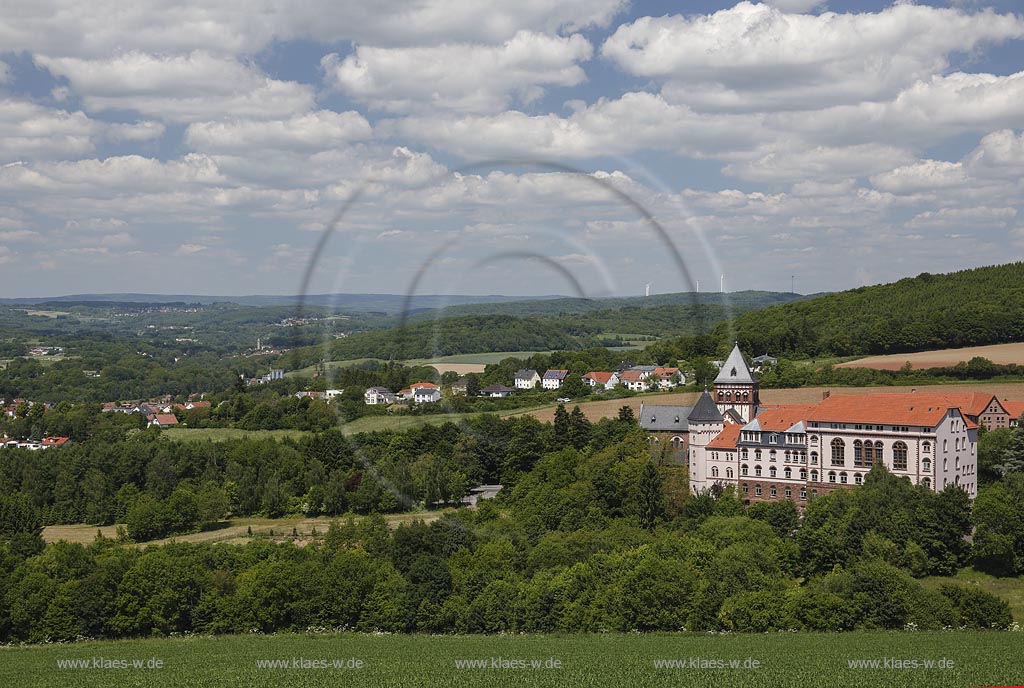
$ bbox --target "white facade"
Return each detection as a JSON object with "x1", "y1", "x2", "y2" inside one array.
[{"x1": 514, "y1": 370, "x2": 541, "y2": 389}]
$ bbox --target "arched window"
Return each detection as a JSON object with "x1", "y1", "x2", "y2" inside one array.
[
  {"x1": 854, "y1": 473, "x2": 863, "y2": 485},
  {"x1": 726, "y1": 467, "x2": 734, "y2": 478},
  {"x1": 943, "y1": 457, "x2": 948, "y2": 471},
  {"x1": 800, "y1": 488, "x2": 807, "y2": 500},
  {"x1": 755, "y1": 465, "x2": 762, "y2": 477},
  {"x1": 840, "y1": 472, "x2": 848, "y2": 484},
  {"x1": 800, "y1": 468, "x2": 807, "y2": 480},
  {"x1": 784, "y1": 467, "x2": 792, "y2": 479},
  {"x1": 671, "y1": 436, "x2": 685, "y2": 449},
  {"x1": 921, "y1": 477, "x2": 930, "y2": 490},
  {"x1": 769, "y1": 466, "x2": 777, "y2": 478},
  {"x1": 811, "y1": 470, "x2": 818, "y2": 482},
  {"x1": 853, "y1": 440, "x2": 863, "y2": 466},
  {"x1": 741, "y1": 464, "x2": 749, "y2": 476},
  {"x1": 741, "y1": 448, "x2": 749, "y2": 459},
  {"x1": 831, "y1": 438, "x2": 845, "y2": 466},
  {"x1": 769, "y1": 486, "x2": 777, "y2": 498},
  {"x1": 943, "y1": 439, "x2": 948, "y2": 452},
  {"x1": 784, "y1": 450, "x2": 791, "y2": 462},
  {"x1": 810, "y1": 451, "x2": 818, "y2": 465},
  {"x1": 784, "y1": 487, "x2": 792, "y2": 498},
  {"x1": 755, "y1": 449, "x2": 762, "y2": 461},
  {"x1": 755, "y1": 485, "x2": 762, "y2": 496},
  {"x1": 871, "y1": 441, "x2": 883, "y2": 466},
  {"x1": 725, "y1": 391, "x2": 732, "y2": 400},
  {"x1": 893, "y1": 441, "x2": 908, "y2": 470},
  {"x1": 922, "y1": 459, "x2": 931, "y2": 472},
  {"x1": 743, "y1": 391, "x2": 749, "y2": 400},
  {"x1": 769, "y1": 450, "x2": 777, "y2": 462},
  {"x1": 828, "y1": 471, "x2": 836, "y2": 483},
  {"x1": 955, "y1": 456, "x2": 960, "y2": 470},
  {"x1": 711, "y1": 466, "x2": 719, "y2": 477},
  {"x1": 742, "y1": 483, "x2": 749, "y2": 494},
  {"x1": 717, "y1": 391, "x2": 723, "y2": 400},
  {"x1": 863, "y1": 441, "x2": 873, "y2": 466},
  {"x1": 922, "y1": 441, "x2": 931, "y2": 453}
]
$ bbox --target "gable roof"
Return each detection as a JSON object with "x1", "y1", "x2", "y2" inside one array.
[
  {"x1": 514, "y1": 369, "x2": 539, "y2": 379},
  {"x1": 806, "y1": 393, "x2": 966, "y2": 427},
  {"x1": 583, "y1": 371, "x2": 616, "y2": 384},
  {"x1": 410, "y1": 381, "x2": 438, "y2": 389},
  {"x1": 653, "y1": 367, "x2": 679, "y2": 377},
  {"x1": 543, "y1": 369, "x2": 569, "y2": 380},
  {"x1": 480, "y1": 384, "x2": 514, "y2": 393},
  {"x1": 619, "y1": 370, "x2": 648, "y2": 382},
  {"x1": 715, "y1": 343, "x2": 758, "y2": 385},
  {"x1": 638, "y1": 403, "x2": 694, "y2": 432},
  {"x1": 689, "y1": 390, "x2": 725, "y2": 423}
]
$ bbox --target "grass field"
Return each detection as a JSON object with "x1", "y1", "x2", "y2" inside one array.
[
  {"x1": 1, "y1": 631, "x2": 1020, "y2": 687},
  {"x1": 42, "y1": 511, "x2": 451, "y2": 547},
  {"x1": 921, "y1": 568, "x2": 1024, "y2": 622},
  {"x1": 837, "y1": 342, "x2": 1024, "y2": 370},
  {"x1": 162, "y1": 428, "x2": 309, "y2": 442}
]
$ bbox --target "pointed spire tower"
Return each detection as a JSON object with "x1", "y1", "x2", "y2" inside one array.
[{"x1": 713, "y1": 342, "x2": 759, "y2": 423}]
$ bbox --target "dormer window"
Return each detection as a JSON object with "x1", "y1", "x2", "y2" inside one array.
[{"x1": 731, "y1": 367, "x2": 737, "y2": 376}]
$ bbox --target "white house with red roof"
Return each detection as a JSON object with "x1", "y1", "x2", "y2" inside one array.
[{"x1": 582, "y1": 371, "x2": 619, "y2": 389}]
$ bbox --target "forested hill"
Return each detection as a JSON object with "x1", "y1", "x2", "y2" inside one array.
[
  {"x1": 411, "y1": 290, "x2": 806, "y2": 320},
  {"x1": 284, "y1": 292, "x2": 806, "y2": 364},
  {"x1": 722, "y1": 263, "x2": 1024, "y2": 357}
]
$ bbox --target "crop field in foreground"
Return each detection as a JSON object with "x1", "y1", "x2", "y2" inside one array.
[{"x1": 1, "y1": 631, "x2": 1020, "y2": 688}]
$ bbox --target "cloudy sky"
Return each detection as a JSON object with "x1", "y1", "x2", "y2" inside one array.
[{"x1": 1, "y1": 1, "x2": 1022, "y2": 299}]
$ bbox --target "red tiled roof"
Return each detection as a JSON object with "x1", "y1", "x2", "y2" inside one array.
[
  {"x1": 152, "y1": 414, "x2": 179, "y2": 426},
  {"x1": 42, "y1": 436, "x2": 70, "y2": 446},
  {"x1": 806, "y1": 393, "x2": 968, "y2": 427},
  {"x1": 653, "y1": 367, "x2": 679, "y2": 377},
  {"x1": 410, "y1": 382, "x2": 438, "y2": 389},
  {"x1": 584, "y1": 371, "x2": 615, "y2": 384},
  {"x1": 750, "y1": 405, "x2": 818, "y2": 431},
  {"x1": 708, "y1": 424, "x2": 742, "y2": 450},
  {"x1": 1002, "y1": 400, "x2": 1024, "y2": 420},
  {"x1": 619, "y1": 370, "x2": 647, "y2": 382}
]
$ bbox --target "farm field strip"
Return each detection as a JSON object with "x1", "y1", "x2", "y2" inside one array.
[
  {"x1": 837, "y1": 342, "x2": 1024, "y2": 370},
  {"x1": 1, "y1": 631, "x2": 1020, "y2": 688}
]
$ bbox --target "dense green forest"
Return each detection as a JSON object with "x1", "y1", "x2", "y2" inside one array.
[
  {"x1": 0, "y1": 426, "x2": 1020, "y2": 641},
  {"x1": 718, "y1": 263, "x2": 1024, "y2": 357}
]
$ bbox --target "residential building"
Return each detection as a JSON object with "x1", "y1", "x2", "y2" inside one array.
[
  {"x1": 364, "y1": 387, "x2": 396, "y2": 405},
  {"x1": 411, "y1": 382, "x2": 442, "y2": 404},
  {"x1": 450, "y1": 379, "x2": 468, "y2": 395},
  {"x1": 582, "y1": 371, "x2": 619, "y2": 389},
  {"x1": 542, "y1": 370, "x2": 569, "y2": 389},
  {"x1": 480, "y1": 384, "x2": 515, "y2": 398},
  {"x1": 147, "y1": 413, "x2": 179, "y2": 428},
  {"x1": 652, "y1": 367, "x2": 684, "y2": 389},
  {"x1": 619, "y1": 369, "x2": 650, "y2": 391},
  {"x1": 514, "y1": 369, "x2": 541, "y2": 390}
]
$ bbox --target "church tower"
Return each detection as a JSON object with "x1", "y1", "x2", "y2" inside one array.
[
  {"x1": 714, "y1": 343, "x2": 759, "y2": 423},
  {"x1": 687, "y1": 390, "x2": 725, "y2": 494}
]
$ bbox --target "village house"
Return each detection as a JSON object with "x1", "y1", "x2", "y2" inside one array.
[
  {"x1": 514, "y1": 369, "x2": 541, "y2": 390},
  {"x1": 147, "y1": 413, "x2": 179, "y2": 428},
  {"x1": 449, "y1": 378, "x2": 468, "y2": 395},
  {"x1": 619, "y1": 369, "x2": 650, "y2": 391},
  {"x1": 480, "y1": 384, "x2": 515, "y2": 398},
  {"x1": 542, "y1": 370, "x2": 569, "y2": 390},
  {"x1": 652, "y1": 367, "x2": 684, "y2": 389},
  {"x1": 582, "y1": 371, "x2": 620, "y2": 390},
  {"x1": 411, "y1": 382, "x2": 442, "y2": 404},
  {"x1": 364, "y1": 387, "x2": 397, "y2": 405},
  {"x1": 1, "y1": 436, "x2": 70, "y2": 450}
]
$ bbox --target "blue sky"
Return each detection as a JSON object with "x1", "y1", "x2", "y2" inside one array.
[{"x1": 0, "y1": 1, "x2": 1022, "y2": 298}]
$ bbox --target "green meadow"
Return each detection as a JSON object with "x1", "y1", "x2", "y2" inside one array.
[{"x1": 1, "y1": 631, "x2": 1020, "y2": 688}]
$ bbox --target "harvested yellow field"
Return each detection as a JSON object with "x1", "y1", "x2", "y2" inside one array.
[
  {"x1": 837, "y1": 342, "x2": 1024, "y2": 370},
  {"x1": 425, "y1": 363, "x2": 487, "y2": 374}
]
